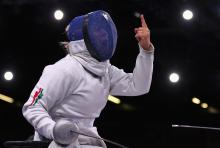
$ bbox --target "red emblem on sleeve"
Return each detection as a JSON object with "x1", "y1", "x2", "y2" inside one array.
[{"x1": 30, "y1": 87, "x2": 44, "y2": 106}]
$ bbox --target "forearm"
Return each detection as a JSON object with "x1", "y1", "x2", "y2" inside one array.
[
  {"x1": 22, "y1": 102, "x2": 55, "y2": 139},
  {"x1": 132, "y1": 44, "x2": 154, "y2": 93},
  {"x1": 109, "y1": 45, "x2": 154, "y2": 96}
]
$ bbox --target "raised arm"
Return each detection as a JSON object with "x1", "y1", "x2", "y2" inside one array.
[{"x1": 109, "y1": 14, "x2": 154, "y2": 96}]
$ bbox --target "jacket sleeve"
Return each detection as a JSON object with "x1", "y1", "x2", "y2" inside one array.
[
  {"x1": 22, "y1": 65, "x2": 75, "y2": 139},
  {"x1": 109, "y1": 44, "x2": 154, "y2": 96}
]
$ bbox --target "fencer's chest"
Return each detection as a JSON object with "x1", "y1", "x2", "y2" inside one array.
[{"x1": 67, "y1": 71, "x2": 110, "y2": 115}]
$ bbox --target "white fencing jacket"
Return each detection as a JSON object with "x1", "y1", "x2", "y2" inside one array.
[{"x1": 22, "y1": 40, "x2": 154, "y2": 147}]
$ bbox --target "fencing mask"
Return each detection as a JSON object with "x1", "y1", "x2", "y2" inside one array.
[{"x1": 66, "y1": 10, "x2": 117, "y2": 62}]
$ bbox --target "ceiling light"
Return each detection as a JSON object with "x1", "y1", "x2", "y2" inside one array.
[
  {"x1": 134, "y1": 12, "x2": 141, "y2": 18},
  {"x1": 4, "y1": 71, "x2": 13, "y2": 81},
  {"x1": 108, "y1": 95, "x2": 121, "y2": 104},
  {"x1": 192, "y1": 97, "x2": 201, "y2": 104},
  {"x1": 169, "y1": 72, "x2": 180, "y2": 83},
  {"x1": 201, "y1": 103, "x2": 208, "y2": 109},
  {"x1": 0, "y1": 93, "x2": 14, "y2": 103},
  {"x1": 54, "y1": 10, "x2": 64, "y2": 20},
  {"x1": 183, "y1": 10, "x2": 193, "y2": 20}
]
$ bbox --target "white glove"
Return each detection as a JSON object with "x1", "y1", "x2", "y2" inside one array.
[{"x1": 53, "y1": 119, "x2": 79, "y2": 145}]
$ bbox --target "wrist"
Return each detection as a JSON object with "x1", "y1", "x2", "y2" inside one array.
[{"x1": 139, "y1": 43, "x2": 154, "y2": 54}]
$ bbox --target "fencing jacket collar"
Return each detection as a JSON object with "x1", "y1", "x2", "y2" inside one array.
[{"x1": 67, "y1": 39, "x2": 109, "y2": 77}]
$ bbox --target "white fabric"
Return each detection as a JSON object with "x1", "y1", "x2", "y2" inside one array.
[
  {"x1": 49, "y1": 141, "x2": 102, "y2": 148},
  {"x1": 22, "y1": 40, "x2": 154, "y2": 147},
  {"x1": 48, "y1": 141, "x2": 80, "y2": 148},
  {"x1": 68, "y1": 40, "x2": 108, "y2": 77}
]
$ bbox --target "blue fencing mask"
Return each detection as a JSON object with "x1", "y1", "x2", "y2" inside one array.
[{"x1": 66, "y1": 10, "x2": 117, "y2": 62}]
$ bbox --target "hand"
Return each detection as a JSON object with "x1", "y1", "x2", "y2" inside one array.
[
  {"x1": 134, "y1": 14, "x2": 152, "y2": 51},
  {"x1": 53, "y1": 119, "x2": 79, "y2": 145}
]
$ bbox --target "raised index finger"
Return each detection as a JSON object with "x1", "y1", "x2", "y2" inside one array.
[{"x1": 140, "y1": 14, "x2": 148, "y2": 28}]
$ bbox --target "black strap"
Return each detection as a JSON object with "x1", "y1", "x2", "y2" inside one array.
[{"x1": 4, "y1": 141, "x2": 50, "y2": 147}]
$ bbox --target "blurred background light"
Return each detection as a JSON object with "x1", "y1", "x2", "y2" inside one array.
[
  {"x1": 134, "y1": 11, "x2": 141, "y2": 18},
  {"x1": 169, "y1": 72, "x2": 180, "y2": 83},
  {"x1": 108, "y1": 95, "x2": 121, "y2": 104},
  {"x1": 208, "y1": 106, "x2": 219, "y2": 114},
  {"x1": 0, "y1": 93, "x2": 14, "y2": 103},
  {"x1": 54, "y1": 9, "x2": 64, "y2": 20},
  {"x1": 192, "y1": 97, "x2": 201, "y2": 104},
  {"x1": 4, "y1": 71, "x2": 13, "y2": 81},
  {"x1": 182, "y1": 9, "x2": 193, "y2": 20},
  {"x1": 201, "y1": 103, "x2": 208, "y2": 109}
]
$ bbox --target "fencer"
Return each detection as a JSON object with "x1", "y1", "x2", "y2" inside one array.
[{"x1": 22, "y1": 10, "x2": 154, "y2": 147}]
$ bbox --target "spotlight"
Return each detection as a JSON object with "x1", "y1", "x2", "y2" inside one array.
[
  {"x1": 54, "y1": 9, "x2": 64, "y2": 20},
  {"x1": 134, "y1": 12, "x2": 141, "y2": 18},
  {"x1": 201, "y1": 103, "x2": 208, "y2": 109},
  {"x1": 0, "y1": 93, "x2": 14, "y2": 103},
  {"x1": 182, "y1": 10, "x2": 193, "y2": 20},
  {"x1": 169, "y1": 72, "x2": 180, "y2": 83},
  {"x1": 108, "y1": 95, "x2": 121, "y2": 104},
  {"x1": 4, "y1": 71, "x2": 13, "y2": 81},
  {"x1": 192, "y1": 97, "x2": 201, "y2": 104}
]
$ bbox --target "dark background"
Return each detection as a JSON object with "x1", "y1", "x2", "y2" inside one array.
[{"x1": 1, "y1": 0, "x2": 220, "y2": 147}]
